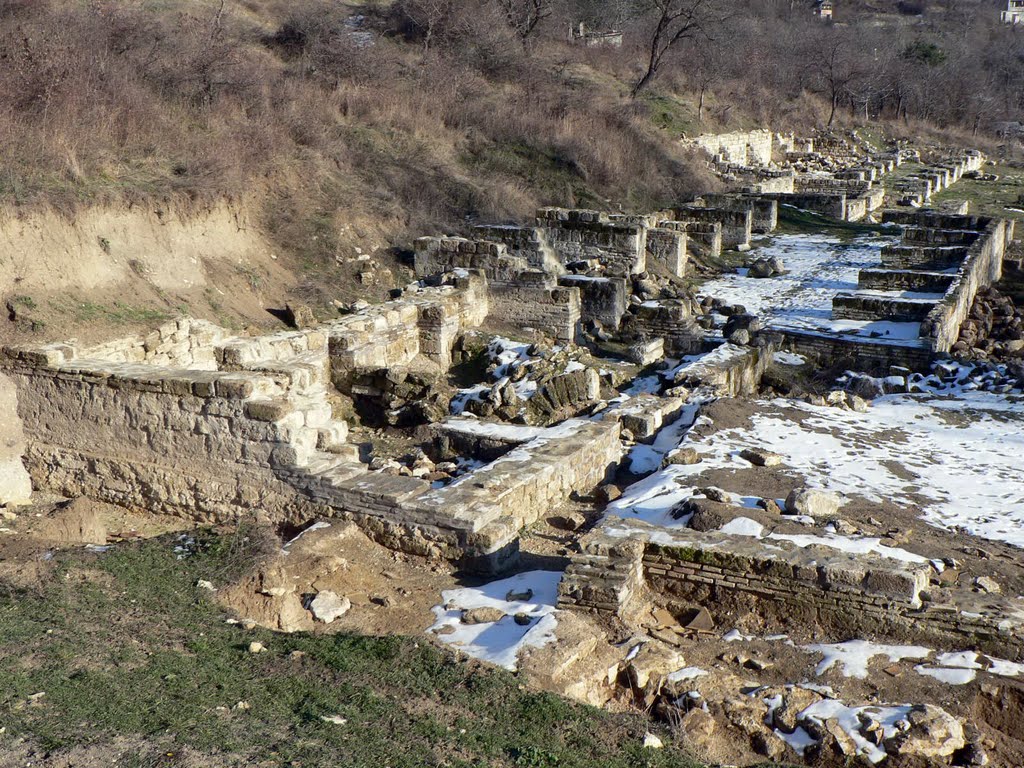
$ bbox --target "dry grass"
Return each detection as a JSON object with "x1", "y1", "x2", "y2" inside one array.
[{"x1": 0, "y1": 0, "x2": 713, "y2": 262}]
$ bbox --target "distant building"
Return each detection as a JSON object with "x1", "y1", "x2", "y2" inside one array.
[
  {"x1": 814, "y1": 0, "x2": 834, "y2": 20},
  {"x1": 569, "y1": 22, "x2": 623, "y2": 48},
  {"x1": 1002, "y1": 0, "x2": 1024, "y2": 23}
]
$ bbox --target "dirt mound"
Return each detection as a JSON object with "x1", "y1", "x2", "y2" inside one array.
[{"x1": 216, "y1": 520, "x2": 453, "y2": 636}]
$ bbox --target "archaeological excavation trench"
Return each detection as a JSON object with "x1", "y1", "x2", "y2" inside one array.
[{"x1": 2, "y1": 130, "x2": 1024, "y2": 767}]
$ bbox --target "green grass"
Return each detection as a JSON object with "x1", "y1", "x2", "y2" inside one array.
[
  {"x1": 640, "y1": 93, "x2": 700, "y2": 138},
  {"x1": 44, "y1": 298, "x2": 173, "y2": 326},
  {"x1": 774, "y1": 204, "x2": 892, "y2": 239},
  {"x1": 931, "y1": 163, "x2": 1024, "y2": 225},
  {"x1": 0, "y1": 529, "x2": 703, "y2": 767}
]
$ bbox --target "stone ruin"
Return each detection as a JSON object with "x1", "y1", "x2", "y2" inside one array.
[{"x1": 1, "y1": 130, "x2": 1022, "y2": 766}]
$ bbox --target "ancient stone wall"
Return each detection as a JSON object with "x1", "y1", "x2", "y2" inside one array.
[
  {"x1": 833, "y1": 294, "x2": 937, "y2": 323},
  {"x1": 561, "y1": 521, "x2": 1024, "y2": 656},
  {"x1": 858, "y1": 269, "x2": 955, "y2": 294},
  {"x1": 694, "y1": 195, "x2": 779, "y2": 235},
  {"x1": 2, "y1": 347, "x2": 317, "y2": 525},
  {"x1": 761, "y1": 193, "x2": 847, "y2": 221},
  {"x1": 675, "y1": 206, "x2": 752, "y2": 249},
  {"x1": 76, "y1": 318, "x2": 230, "y2": 369},
  {"x1": 671, "y1": 341, "x2": 777, "y2": 397},
  {"x1": 686, "y1": 129, "x2": 774, "y2": 166},
  {"x1": 473, "y1": 225, "x2": 562, "y2": 274},
  {"x1": 414, "y1": 237, "x2": 528, "y2": 286},
  {"x1": 487, "y1": 281, "x2": 582, "y2": 343},
  {"x1": 557, "y1": 275, "x2": 627, "y2": 329},
  {"x1": 645, "y1": 228, "x2": 687, "y2": 277},
  {"x1": 923, "y1": 219, "x2": 1013, "y2": 354},
  {"x1": 536, "y1": 208, "x2": 647, "y2": 275}
]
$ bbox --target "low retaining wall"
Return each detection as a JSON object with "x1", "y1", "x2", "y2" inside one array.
[
  {"x1": 858, "y1": 269, "x2": 956, "y2": 294},
  {"x1": 561, "y1": 520, "x2": 1024, "y2": 656},
  {"x1": 832, "y1": 294, "x2": 937, "y2": 323},
  {"x1": 781, "y1": 331, "x2": 933, "y2": 373},
  {"x1": 880, "y1": 245, "x2": 969, "y2": 271},
  {"x1": 923, "y1": 219, "x2": 1013, "y2": 353}
]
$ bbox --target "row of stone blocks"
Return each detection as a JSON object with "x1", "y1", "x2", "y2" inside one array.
[{"x1": 559, "y1": 520, "x2": 1024, "y2": 655}]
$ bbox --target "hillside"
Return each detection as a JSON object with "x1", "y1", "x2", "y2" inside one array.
[{"x1": 1, "y1": 0, "x2": 1021, "y2": 345}]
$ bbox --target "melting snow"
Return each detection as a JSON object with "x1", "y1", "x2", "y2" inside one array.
[
  {"x1": 667, "y1": 667, "x2": 709, "y2": 683},
  {"x1": 773, "y1": 351, "x2": 807, "y2": 366},
  {"x1": 613, "y1": 385, "x2": 1024, "y2": 549},
  {"x1": 804, "y1": 639, "x2": 931, "y2": 678},
  {"x1": 427, "y1": 571, "x2": 561, "y2": 670},
  {"x1": 798, "y1": 700, "x2": 914, "y2": 764},
  {"x1": 708, "y1": 516, "x2": 926, "y2": 564},
  {"x1": 698, "y1": 232, "x2": 913, "y2": 342}
]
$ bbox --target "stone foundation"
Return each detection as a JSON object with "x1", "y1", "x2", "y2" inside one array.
[{"x1": 560, "y1": 520, "x2": 1024, "y2": 657}]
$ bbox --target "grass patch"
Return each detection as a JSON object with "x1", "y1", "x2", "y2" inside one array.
[
  {"x1": 931, "y1": 163, "x2": 1024, "y2": 224},
  {"x1": 0, "y1": 529, "x2": 703, "y2": 767},
  {"x1": 46, "y1": 298, "x2": 172, "y2": 325},
  {"x1": 775, "y1": 204, "x2": 891, "y2": 239},
  {"x1": 640, "y1": 93, "x2": 700, "y2": 137}
]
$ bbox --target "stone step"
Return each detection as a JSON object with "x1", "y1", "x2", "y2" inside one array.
[
  {"x1": 858, "y1": 268, "x2": 956, "y2": 294},
  {"x1": 880, "y1": 244, "x2": 968, "y2": 270},
  {"x1": 832, "y1": 292, "x2": 939, "y2": 323}
]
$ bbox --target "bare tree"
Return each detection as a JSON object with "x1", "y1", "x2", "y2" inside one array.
[
  {"x1": 685, "y1": 34, "x2": 726, "y2": 123},
  {"x1": 805, "y1": 32, "x2": 867, "y2": 126},
  {"x1": 395, "y1": 0, "x2": 458, "y2": 51},
  {"x1": 630, "y1": 0, "x2": 725, "y2": 98},
  {"x1": 495, "y1": 0, "x2": 552, "y2": 41}
]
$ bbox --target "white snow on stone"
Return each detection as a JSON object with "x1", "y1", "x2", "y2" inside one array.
[
  {"x1": 773, "y1": 351, "x2": 807, "y2": 366},
  {"x1": 666, "y1": 666, "x2": 709, "y2": 683},
  {"x1": 723, "y1": 629, "x2": 753, "y2": 642},
  {"x1": 804, "y1": 639, "x2": 932, "y2": 679},
  {"x1": 441, "y1": 418, "x2": 547, "y2": 443},
  {"x1": 987, "y1": 657, "x2": 1024, "y2": 677},
  {"x1": 719, "y1": 517, "x2": 767, "y2": 537},
  {"x1": 427, "y1": 570, "x2": 561, "y2": 671},
  {"x1": 915, "y1": 665, "x2": 977, "y2": 685},
  {"x1": 799, "y1": 699, "x2": 914, "y2": 764},
  {"x1": 775, "y1": 726, "x2": 817, "y2": 756},
  {"x1": 626, "y1": 404, "x2": 702, "y2": 475},
  {"x1": 934, "y1": 650, "x2": 982, "y2": 669},
  {"x1": 611, "y1": 384, "x2": 1024, "y2": 549},
  {"x1": 707, "y1": 516, "x2": 926, "y2": 564}
]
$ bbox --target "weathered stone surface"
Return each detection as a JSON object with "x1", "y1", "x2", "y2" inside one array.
[
  {"x1": 461, "y1": 607, "x2": 506, "y2": 625},
  {"x1": 739, "y1": 447, "x2": 783, "y2": 467},
  {"x1": 785, "y1": 487, "x2": 842, "y2": 519},
  {"x1": 663, "y1": 447, "x2": 701, "y2": 467},
  {"x1": 0, "y1": 373, "x2": 31, "y2": 506},
  {"x1": 887, "y1": 704, "x2": 966, "y2": 759},
  {"x1": 309, "y1": 591, "x2": 352, "y2": 623}
]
